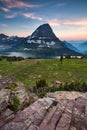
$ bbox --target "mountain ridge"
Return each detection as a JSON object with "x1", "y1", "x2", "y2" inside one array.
[{"x1": 0, "y1": 24, "x2": 82, "y2": 57}]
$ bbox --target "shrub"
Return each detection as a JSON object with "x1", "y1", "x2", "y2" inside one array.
[
  {"x1": 60, "y1": 81, "x2": 87, "y2": 92},
  {"x1": 0, "y1": 57, "x2": 3, "y2": 61},
  {"x1": 6, "y1": 56, "x2": 24, "y2": 62},
  {"x1": 33, "y1": 79, "x2": 48, "y2": 93},
  {"x1": 6, "y1": 82, "x2": 17, "y2": 91},
  {"x1": 9, "y1": 96, "x2": 20, "y2": 111},
  {"x1": 32, "y1": 79, "x2": 48, "y2": 97},
  {"x1": 32, "y1": 79, "x2": 87, "y2": 98},
  {"x1": 36, "y1": 79, "x2": 48, "y2": 89}
]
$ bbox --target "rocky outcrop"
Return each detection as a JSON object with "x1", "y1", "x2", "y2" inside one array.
[
  {"x1": 0, "y1": 89, "x2": 15, "y2": 127},
  {"x1": 0, "y1": 89, "x2": 10, "y2": 112},
  {"x1": 0, "y1": 91, "x2": 87, "y2": 130},
  {"x1": 0, "y1": 83, "x2": 38, "y2": 128},
  {"x1": 0, "y1": 76, "x2": 15, "y2": 89},
  {"x1": 46, "y1": 91, "x2": 87, "y2": 100},
  {"x1": 1, "y1": 97, "x2": 54, "y2": 130},
  {"x1": 13, "y1": 82, "x2": 30, "y2": 109}
]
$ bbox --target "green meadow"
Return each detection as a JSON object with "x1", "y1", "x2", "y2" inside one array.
[{"x1": 0, "y1": 58, "x2": 87, "y2": 90}]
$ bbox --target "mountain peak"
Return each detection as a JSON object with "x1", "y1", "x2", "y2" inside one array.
[
  {"x1": 0, "y1": 34, "x2": 8, "y2": 40},
  {"x1": 27, "y1": 23, "x2": 59, "y2": 43},
  {"x1": 37, "y1": 23, "x2": 52, "y2": 30}
]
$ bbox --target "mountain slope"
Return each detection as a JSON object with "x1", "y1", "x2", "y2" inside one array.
[
  {"x1": 0, "y1": 34, "x2": 24, "y2": 51},
  {"x1": 0, "y1": 34, "x2": 8, "y2": 40},
  {"x1": 0, "y1": 24, "x2": 82, "y2": 57},
  {"x1": 22, "y1": 23, "x2": 82, "y2": 56},
  {"x1": 78, "y1": 41, "x2": 87, "y2": 51},
  {"x1": 63, "y1": 41, "x2": 81, "y2": 53},
  {"x1": 26, "y1": 23, "x2": 65, "y2": 48}
]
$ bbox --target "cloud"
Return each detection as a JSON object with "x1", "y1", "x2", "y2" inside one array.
[
  {"x1": 23, "y1": 13, "x2": 60, "y2": 26},
  {"x1": 23, "y1": 13, "x2": 43, "y2": 21},
  {"x1": 63, "y1": 19, "x2": 87, "y2": 26},
  {"x1": 56, "y1": 3, "x2": 66, "y2": 7},
  {"x1": 5, "y1": 13, "x2": 17, "y2": 18},
  {"x1": 47, "y1": 18, "x2": 87, "y2": 27},
  {"x1": 0, "y1": 0, "x2": 39, "y2": 9},
  {"x1": 47, "y1": 19, "x2": 60, "y2": 26},
  {"x1": 1, "y1": 23, "x2": 8, "y2": 27},
  {"x1": 1, "y1": 7, "x2": 10, "y2": 12}
]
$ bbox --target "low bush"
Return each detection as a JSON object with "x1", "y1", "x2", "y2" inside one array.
[
  {"x1": 6, "y1": 82, "x2": 17, "y2": 91},
  {"x1": 9, "y1": 96, "x2": 20, "y2": 111},
  {"x1": 7, "y1": 56, "x2": 24, "y2": 62},
  {"x1": 32, "y1": 79, "x2": 87, "y2": 98}
]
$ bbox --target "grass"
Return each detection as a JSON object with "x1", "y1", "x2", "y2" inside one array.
[
  {"x1": 8, "y1": 96, "x2": 20, "y2": 111},
  {"x1": 0, "y1": 58, "x2": 87, "y2": 90}
]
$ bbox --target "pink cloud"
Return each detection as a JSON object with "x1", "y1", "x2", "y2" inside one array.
[
  {"x1": 1, "y1": 7, "x2": 10, "y2": 12},
  {"x1": 23, "y1": 13, "x2": 43, "y2": 21},
  {"x1": 5, "y1": 13, "x2": 17, "y2": 18},
  {"x1": 64, "y1": 19, "x2": 87, "y2": 26},
  {"x1": 60, "y1": 33, "x2": 87, "y2": 40},
  {"x1": 47, "y1": 19, "x2": 60, "y2": 26},
  {"x1": 0, "y1": 0, "x2": 39, "y2": 9}
]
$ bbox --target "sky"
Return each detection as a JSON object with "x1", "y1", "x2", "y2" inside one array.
[{"x1": 0, "y1": 0, "x2": 87, "y2": 40}]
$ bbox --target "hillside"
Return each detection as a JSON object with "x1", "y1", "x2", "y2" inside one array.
[
  {"x1": 0, "y1": 58, "x2": 87, "y2": 89},
  {"x1": 78, "y1": 41, "x2": 87, "y2": 51},
  {"x1": 63, "y1": 41, "x2": 81, "y2": 53}
]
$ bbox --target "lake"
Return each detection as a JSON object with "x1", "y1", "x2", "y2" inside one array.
[
  {"x1": 0, "y1": 52, "x2": 35, "y2": 58},
  {"x1": 0, "y1": 52, "x2": 61, "y2": 59}
]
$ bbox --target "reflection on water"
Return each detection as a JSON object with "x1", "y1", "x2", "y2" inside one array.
[
  {"x1": 0, "y1": 52, "x2": 61, "y2": 59},
  {"x1": 1, "y1": 52, "x2": 35, "y2": 58}
]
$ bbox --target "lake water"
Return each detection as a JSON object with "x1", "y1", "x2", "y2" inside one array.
[
  {"x1": 0, "y1": 52, "x2": 61, "y2": 59},
  {"x1": 0, "y1": 52, "x2": 35, "y2": 58}
]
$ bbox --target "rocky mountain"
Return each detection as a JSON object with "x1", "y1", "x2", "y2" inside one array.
[
  {"x1": 0, "y1": 34, "x2": 8, "y2": 40},
  {"x1": 26, "y1": 23, "x2": 63, "y2": 47},
  {"x1": 0, "y1": 34, "x2": 24, "y2": 51},
  {"x1": 0, "y1": 24, "x2": 82, "y2": 57},
  {"x1": 19, "y1": 23, "x2": 82, "y2": 57}
]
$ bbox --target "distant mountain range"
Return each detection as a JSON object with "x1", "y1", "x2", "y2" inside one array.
[
  {"x1": 63, "y1": 41, "x2": 81, "y2": 53},
  {"x1": 0, "y1": 34, "x2": 24, "y2": 51},
  {"x1": 78, "y1": 42, "x2": 87, "y2": 52},
  {"x1": 68, "y1": 41, "x2": 87, "y2": 54},
  {"x1": 0, "y1": 23, "x2": 87, "y2": 57}
]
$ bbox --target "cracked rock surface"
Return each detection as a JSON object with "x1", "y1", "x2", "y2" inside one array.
[{"x1": 0, "y1": 91, "x2": 87, "y2": 130}]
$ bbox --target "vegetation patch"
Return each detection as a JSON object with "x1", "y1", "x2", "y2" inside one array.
[
  {"x1": 9, "y1": 96, "x2": 20, "y2": 111},
  {"x1": 32, "y1": 79, "x2": 87, "y2": 98},
  {"x1": 6, "y1": 82, "x2": 18, "y2": 91},
  {"x1": 0, "y1": 58, "x2": 87, "y2": 95}
]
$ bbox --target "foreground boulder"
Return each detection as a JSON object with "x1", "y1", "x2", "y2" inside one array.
[
  {"x1": 0, "y1": 89, "x2": 15, "y2": 127},
  {"x1": 0, "y1": 91, "x2": 87, "y2": 130}
]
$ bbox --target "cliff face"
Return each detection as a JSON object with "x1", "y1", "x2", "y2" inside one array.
[{"x1": 0, "y1": 89, "x2": 87, "y2": 130}]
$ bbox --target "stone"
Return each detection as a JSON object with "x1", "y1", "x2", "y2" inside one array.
[
  {"x1": 28, "y1": 92, "x2": 38, "y2": 103},
  {"x1": 0, "y1": 91, "x2": 87, "y2": 130},
  {"x1": 0, "y1": 89, "x2": 10, "y2": 112},
  {"x1": 46, "y1": 91, "x2": 87, "y2": 100},
  {"x1": 0, "y1": 97, "x2": 54, "y2": 130},
  {"x1": 0, "y1": 109, "x2": 14, "y2": 127},
  {"x1": 13, "y1": 82, "x2": 30, "y2": 109},
  {"x1": 54, "y1": 80, "x2": 62, "y2": 86}
]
